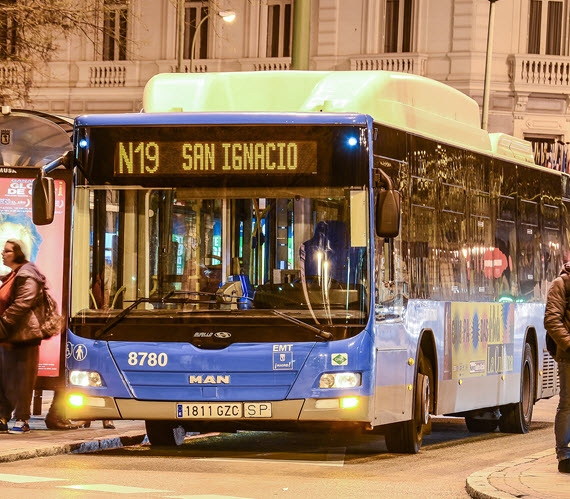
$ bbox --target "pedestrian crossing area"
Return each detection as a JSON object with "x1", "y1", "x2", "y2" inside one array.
[{"x1": 0, "y1": 472, "x2": 272, "y2": 497}]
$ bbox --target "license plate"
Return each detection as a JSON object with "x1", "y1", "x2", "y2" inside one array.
[
  {"x1": 177, "y1": 403, "x2": 242, "y2": 419},
  {"x1": 176, "y1": 402, "x2": 272, "y2": 419}
]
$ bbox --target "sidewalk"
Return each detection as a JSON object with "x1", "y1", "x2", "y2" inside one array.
[
  {"x1": 0, "y1": 391, "x2": 147, "y2": 463},
  {"x1": 466, "y1": 449, "x2": 569, "y2": 499}
]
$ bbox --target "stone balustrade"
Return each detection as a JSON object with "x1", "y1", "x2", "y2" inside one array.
[
  {"x1": 350, "y1": 54, "x2": 427, "y2": 75},
  {"x1": 510, "y1": 54, "x2": 570, "y2": 89}
]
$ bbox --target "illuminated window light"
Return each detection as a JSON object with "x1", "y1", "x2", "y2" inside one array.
[{"x1": 341, "y1": 397, "x2": 359, "y2": 409}]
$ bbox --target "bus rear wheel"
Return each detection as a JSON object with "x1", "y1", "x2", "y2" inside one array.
[
  {"x1": 385, "y1": 353, "x2": 433, "y2": 454},
  {"x1": 145, "y1": 420, "x2": 187, "y2": 446},
  {"x1": 498, "y1": 342, "x2": 535, "y2": 434}
]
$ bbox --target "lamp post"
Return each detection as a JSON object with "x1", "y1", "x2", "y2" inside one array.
[
  {"x1": 481, "y1": 0, "x2": 499, "y2": 130},
  {"x1": 291, "y1": 0, "x2": 311, "y2": 70},
  {"x1": 176, "y1": 3, "x2": 236, "y2": 74}
]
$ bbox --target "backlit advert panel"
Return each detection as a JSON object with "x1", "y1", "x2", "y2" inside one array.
[{"x1": 0, "y1": 176, "x2": 66, "y2": 377}]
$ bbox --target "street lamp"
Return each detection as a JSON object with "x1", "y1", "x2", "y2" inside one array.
[
  {"x1": 176, "y1": 3, "x2": 236, "y2": 73},
  {"x1": 481, "y1": 0, "x2": 499, "y2": 130}
]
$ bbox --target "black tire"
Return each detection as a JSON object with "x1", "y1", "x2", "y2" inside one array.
[
  {"x1": 498, "y1": 342, "x2": 535, "y2": 434},
  {"x1": 145, "y1": 420, "x2": 187, "y2": 446},
  {"x1": 385, "y1": 352, "x2": 433, "y2": 454},
  {"x1": 465, "y1": 416, "x2": 499, "y2": 433}
]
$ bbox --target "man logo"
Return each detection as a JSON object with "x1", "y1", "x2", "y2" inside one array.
[
  {"x1": 189, "y1": 375, "x2": 231, "y2": 384},
  {"x1": 214, "y1": 332, "x2": 231, "y2": 338}
]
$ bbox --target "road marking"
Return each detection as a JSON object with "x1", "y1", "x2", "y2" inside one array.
[
  {"x1": 193, "y1": 450, "x2": 346, "y2": 468},
  {"x1": 166, "y1": 496, "x2": 253, "y2": 499},
  {"x1": 0, "y1": 473, "x2": 66, "y2": 483},
  {"x1": 59, "y1": 484, "x2": 170, "y2": 494}
]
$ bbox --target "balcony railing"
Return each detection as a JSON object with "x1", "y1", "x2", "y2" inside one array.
[
  {"x1": 239, "y1": 58, "x2": 291, "y2": 71},
  {"x1": 0, "y1": 63, "x2": 19, "y2": 87},
  {"x1": 76, "y1": 61, "x2": 141, "y2": 88},
  {"x1": 350, "y1": 54, "x2": 427, "y2": 75},
  {"x1": 510, "y1": 54, "x2": 570, "y2": 89}
]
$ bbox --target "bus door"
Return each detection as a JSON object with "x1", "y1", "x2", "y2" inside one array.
[{"x1": 373, "y1": 156, "x2": 412, "y2": 425}]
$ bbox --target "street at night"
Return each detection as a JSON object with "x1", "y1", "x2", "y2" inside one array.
[{"x1": 0, "y1": 397, "x2": 560, "y2": 498}]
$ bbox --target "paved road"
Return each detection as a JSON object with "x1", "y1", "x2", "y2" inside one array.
[{"x1": 0, "y1": 397, "x2": 558, "y2": 498}]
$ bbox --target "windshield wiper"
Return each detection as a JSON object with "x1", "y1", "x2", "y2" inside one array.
[
  {"x1": 95, "y1": 290, "x2": 253, "y2": 340},
  {"x1": 95, "y1": 296, "x2": 152, "y2": 340},
  {"x1": 271, "y1": 310, "x2": 333, "y2": 341}
]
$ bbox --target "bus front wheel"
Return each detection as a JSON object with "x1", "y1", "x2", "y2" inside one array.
[
  {"x1": 145, "y1": 420, "x2": 187, "y2": 446},
  {"x1": 385, "y1": 354, "x2": 433, "y2": 454},
  {"x1": 498, "y1": 342, "x2": 535, "y2": 434}
]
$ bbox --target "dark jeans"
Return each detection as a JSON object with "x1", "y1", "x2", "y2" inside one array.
[
  {"x1": 556, "y1": 360, "x2": 570, "y2": 461},
  {"x1": 0, "y1": 343, "x2": 39, "y2": 421}
]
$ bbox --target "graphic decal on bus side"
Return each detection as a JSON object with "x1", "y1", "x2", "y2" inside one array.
[
  {"x1": 443, "y1": 302, "x2": 514, "y2": 379},
  {"x1": 273, "y1": 344, "x2": 293, "y2": 370},
  {"x1": 332, "y1": 353, "x2": 348, "y2": 366},
  {"x1": 72, "y1": 344, "x2": 88, "y2": 361}
]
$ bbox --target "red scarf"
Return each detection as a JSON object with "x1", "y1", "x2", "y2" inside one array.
[{"x1": 0, "y1": 270, "x2": 18, "y2": 315}]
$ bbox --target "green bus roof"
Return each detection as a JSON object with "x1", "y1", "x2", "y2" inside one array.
[{"x1": 143, "y1": 71, "x2": 535, "y2": 165}]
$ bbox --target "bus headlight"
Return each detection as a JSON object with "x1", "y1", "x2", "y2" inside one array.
[
  {"x1": 319, "y1": 372, "x2": 361, "y2": 389},
  {"x1": 68, "y1": 394, "x2": 84, "y2": 407},
  {"x1": 69, "y1": 370, "x2": 103, "y2": 387}
]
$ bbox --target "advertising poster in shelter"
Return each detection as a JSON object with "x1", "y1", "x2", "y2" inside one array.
[{"x1": 0, "y1": 174, "x2": 66, "y2": 376}]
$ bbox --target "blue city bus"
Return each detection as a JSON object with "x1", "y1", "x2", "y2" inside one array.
[{"x1": 34, "y1": 71, "x2": 561, "y2": 453}]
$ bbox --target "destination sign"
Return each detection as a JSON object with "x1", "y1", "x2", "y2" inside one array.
[{"x1": 114, "y1": 140, "x2": 318, "y2": 176}]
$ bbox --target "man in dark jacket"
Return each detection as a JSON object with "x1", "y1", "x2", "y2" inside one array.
[{"x1": 544, "y1": 262, "x2": 570, "y2": 473}]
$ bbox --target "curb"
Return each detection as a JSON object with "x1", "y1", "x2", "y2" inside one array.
[
  {"x1": 0, "y1": 431, "x2": 147, "y2": 464},
  {"x1": 465, "y1": 449, "x2": 555, "y2": 499}
]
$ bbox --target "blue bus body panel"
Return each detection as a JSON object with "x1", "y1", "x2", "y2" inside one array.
[
  {"x1": 66, "y1": 331, "x2": 132, "y2": 399},
  {"x1": 67, "y1": 330, "x2": 375, "y2": 403},
  {"x1": 74, "y1": 113, "x2": 369, "y2": 128},
  {"x1": 108, "y1": 342, "x2": 314, "y2": 401}
]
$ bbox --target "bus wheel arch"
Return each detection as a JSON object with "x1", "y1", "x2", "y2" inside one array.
[
  {"x1": 384, "y1": 331, "x2": 436, "y2": 454},
  {"x1": 523, "y1": 328, "x2": 539, "y2": 402},
  {"x1": 417, "y1": 330, "x2": 437, "y2": 416},
  {"x1": 498, "y1": 333, "x2": 536, "y2": 434}
]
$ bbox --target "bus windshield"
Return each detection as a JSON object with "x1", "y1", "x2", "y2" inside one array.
[{"x1": 70, "y1": 185, "x2": 370, "y2": 342}]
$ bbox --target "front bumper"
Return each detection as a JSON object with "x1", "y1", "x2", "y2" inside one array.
[{"x1": 64, "y1": 394, "x2": 372, "y2": 424}]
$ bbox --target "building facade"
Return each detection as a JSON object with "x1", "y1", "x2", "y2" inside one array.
[{"x1": 5, "y1": 0, "x2": 570, "y2": 162}]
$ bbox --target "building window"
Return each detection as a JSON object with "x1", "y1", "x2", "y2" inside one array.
[
  {"x1": 266, "y1": 0, "x2": 292, "y2": 58},
  {"x1": 103, "y1": 0, "x2": 128, "y2": 61},
  {"x1": 183, "y1": 1, "x2": 209, "y2": 61},
  {"x1": 0, "y1": 0, "x2": 17, "y2": 59},
  {"x1": 384, "y1": 0, "x2": 413, "y2": 53},
  {"x1": 528, "y1": 0, "x2": 564, "y2": 55}
]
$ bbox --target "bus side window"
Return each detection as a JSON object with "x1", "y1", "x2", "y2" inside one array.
[
  {"x1": 562, "y1": 199, "x2": 570, "y2": 264},
  {"x1": 468, "y1": 154, "x2": 493, "y2": 301},
  {"x1": 439, "y1": 146, "x2": 467, "y2": 301},
  {"x1": 409, "y1": 137, "x2": 438, "y2": 299},
  {"x1": 540, "y1": 172, "x2": 562, "y2": 299},
  {"x1": 493, "y1": 161, "x2": 517, "y2": 301},
  {"x1": 517, "y1": 165, "x2": 541, "y2": 302}
]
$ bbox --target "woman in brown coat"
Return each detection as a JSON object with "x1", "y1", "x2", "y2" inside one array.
[{"x1": 0, "y1": 239, "x2": 46, "y2": 434}]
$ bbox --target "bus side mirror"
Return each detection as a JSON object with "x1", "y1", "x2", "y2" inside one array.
[
  {"x1": 375, "y1": 189, "x2": 401, "y2": 238},
  {"x1": 32, "y1": 171, "x2": 55, "y2": 225}
]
